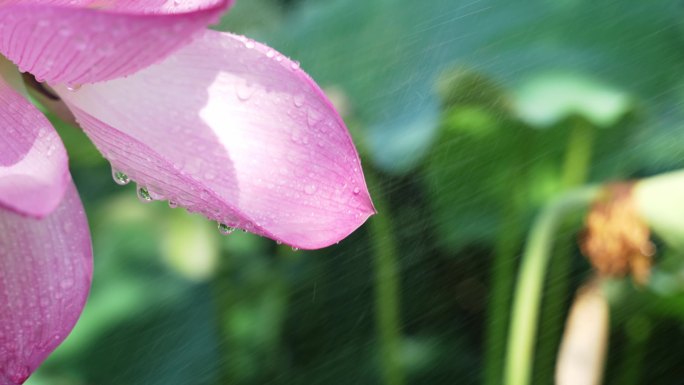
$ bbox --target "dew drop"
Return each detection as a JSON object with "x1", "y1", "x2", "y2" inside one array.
[
  {"x1": 218, "y1": 223, "x2": 235, "y2": 235},
  {"x1": 168, "y1": 201, "x2": 178, "y2": 209},
  {"x1": 66, "y1": 84, "x2": 81, "y2": 91},
  {"x1": 293, "y1": 93, "x2": 305, "y2": 108},
  {"x1": 291, "y1": 247, "x2": 299, "y2": 252},
  {"x1": 60, "y1": 278, "x2": 74, "y2": 289},
  {"x1": 112, "y1": 169, "x2": 130, "y2": 185},
  {"x1": 307, "y1": 108, "x2": 323, "y2": 127},
  {"x1": 200, "y1": 189, "x2": 210, "y2": 200},
  {"x1": 137, "y1": 186, "x2": 153, "y2": 203},
  {"x1": 290, "y1": 61, "x2": 300, "y2": 70},
  {"x1": 235, "y1": 80, "x2": 255, "y2": 101},
  {"x1": 266, "y1": 49, "x2": 275, "y2": 58},
  {"x1": 353, "y1": 187, "x2": 361, "y2": 194}
]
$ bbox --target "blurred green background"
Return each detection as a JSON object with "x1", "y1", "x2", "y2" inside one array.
[{"x1": 25, "y1": 0, "x2": 684, "y2": 384}]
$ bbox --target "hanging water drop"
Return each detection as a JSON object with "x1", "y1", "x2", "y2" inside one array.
[
  {"x1": 137, "y1": 186, "x2": 153, "y2": 203},
  {"x1": 291, "y1": 247, "x2": 299, "y2": 252},
  {"x1": 218, "y1": 223, "x2": 235, "y2": 235},
  {"x1": 168, "y1": 201, "x2": 178, "y2": 209},
  {"x1": 112, "y1": 169, "x2": 130, "y2": 185}
]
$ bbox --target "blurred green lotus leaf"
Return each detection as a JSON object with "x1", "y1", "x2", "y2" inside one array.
[{"x1": 513, "y1": 72, "x2": 632, "y2": 128}]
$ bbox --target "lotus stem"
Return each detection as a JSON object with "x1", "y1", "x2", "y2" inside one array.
[{"x1": 503, "y1": 185, "x2": 600, "y2": 385}]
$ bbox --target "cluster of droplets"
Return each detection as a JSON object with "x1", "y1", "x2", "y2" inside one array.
[
  {"x1": 111, "y1": 168, "x2": 153, "y2": 204},
  {"x1": 110, "y1": 167, "x2": 299, "y2": 250},
  {"x1": 217, "y1": 222, "x2": 235, "y2": 235}
]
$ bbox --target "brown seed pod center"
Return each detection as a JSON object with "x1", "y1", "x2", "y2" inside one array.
[{"x1": 580, "y1": 182, "x2": 654, "y2": 285}]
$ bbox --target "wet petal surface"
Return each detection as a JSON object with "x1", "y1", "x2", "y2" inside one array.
[
  {"x1": 0, "y1": 0, "x2": 231, "y2": 84},
  {"x1": 0, "y1": 71, "x2": 69, "y2": 218},
  {"x1": 56, "y1": 30, "x2": 374, "y2": 249},
  {"x1": 0, "y1": 183, "x2": 92, "y2": 384}
]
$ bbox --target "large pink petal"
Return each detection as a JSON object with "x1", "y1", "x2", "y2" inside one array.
[
  {"x1": 0, "y1": 72, "x2": 69, "y2": 218},
  {"x1": 0, "y1": 183, "x2": 92, "y2": 385},
  {"x1": 55, "y1": 30, "x2": 375, "y2": 249},
  {"x1": 0, "y1": 0, "x2": 231, "y2": 85}
]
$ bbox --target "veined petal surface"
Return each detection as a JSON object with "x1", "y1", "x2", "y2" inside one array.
[
  {"x1": 0, "y1": 72, "x2": 69, "y2": 218},
  {"x1": 56, "y1": 30, "x2": 374, "y2": 249},
  {"x1": 0, "y1": 183, "x2": 92, "y2": 385},
  {"x1": 0, "y1": 0, "x2": 232, "y2": 84}
]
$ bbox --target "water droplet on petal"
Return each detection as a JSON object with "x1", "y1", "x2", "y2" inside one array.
[
  {"x1": 291, "y1": 247, "x2": 299, "y2": 252},
  {"x1": 66, "y1": 84, "x2": 81, "y2": 91},
  {"x1": 137, "y1": 186, "x2": 152, "y2": 203},
  {"x1": 304, "y1": 184, "x2": 317, "y2": 194},
  {"x1": 353, "y1": 187, "x2": 361, "y2": 194},
  {"x1": 112, "y1": 169, "x2": 130, "y2": 185},
  {"x1": 293, "y1": 93, "x2": 305, "y2": 108},
  {"x1": 60, "y1": 278, "x2": 74, "y2": 289},
  {"x1": 218, "y1": 223, "x2": 235, "y2": 235},
  {"x1": 235, "y1": 80, "x2": 255, "y2": 101},
  {"x1": 307, "y1": 108, "x2": 323, "y2": 127},
  {"x1": 168, "y1": 201, "x2": 178, "y2": 209},
  {"x1": 290, "y1": 61, "x2": 300, "y2": 70}
]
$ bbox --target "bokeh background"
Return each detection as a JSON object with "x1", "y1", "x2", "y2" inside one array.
[{"x1": 24, "y1": 0, "x2": 684, "y2": 384}]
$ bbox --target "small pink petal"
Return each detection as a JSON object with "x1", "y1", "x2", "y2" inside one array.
[
  {"x1": 56, "y1": 30, "x2": 375, "y2": 249},
  {"x1": 0, "y1": 183, "x2": 92, "y2": 384},
  {"x1": 0, "y1": 0, "x2": 232, "y2": 85},
  {"x1": 0, "y1": 73, "x2": 69, "y2": 218}
]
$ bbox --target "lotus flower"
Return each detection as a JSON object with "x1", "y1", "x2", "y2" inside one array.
[{"x1": 0, "y1": 1, "x2": 374, "y2": 383}]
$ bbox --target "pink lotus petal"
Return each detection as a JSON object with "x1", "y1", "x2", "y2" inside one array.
[
  {"x1": 0, "y1": 0, "x2": 231, "y2": 85},
  {"x1": 0, "y1": 72, "x2": 69, "y2": 218},
  {"x1": 0, "y1": 183, "x2": 92, "y2": 384},
  {"x1": 55, "y1": 30, "x2": 375, "y2": 249}
]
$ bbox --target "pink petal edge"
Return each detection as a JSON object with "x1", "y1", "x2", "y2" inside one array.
[
  {"x1": 0, "y1": 71, "x2": 69, "y2": 218},
  {"x1": 55, "y1": 30, "x2": 375, "y2": 249},
  {"x1": 0, "y1": 182, "x2": 92, "y2": 385},
  {"x1": 0, "y1": 0, "x2": 232, "y2": 85}
]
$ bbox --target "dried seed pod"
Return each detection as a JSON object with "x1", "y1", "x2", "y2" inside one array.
[{"x1": 580, "y1": 183, "x2": 654, "y2": 285}]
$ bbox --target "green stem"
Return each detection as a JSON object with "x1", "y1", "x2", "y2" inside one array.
[
  {"x1": 483, "y1": 163, "x2": 525, "y2": 385},
  {"x1": 535, "y1": 120, "x2": 596, "y2": 383},
  {"x1": 503, "y1": 185, "x2": 600, "y2": 385},
  {"x1": 561, "y1": 120, "x2": 594, "y2": 188},
  {"x1": 368, "y1": 171, "x2": 405, "y2": 385}
]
